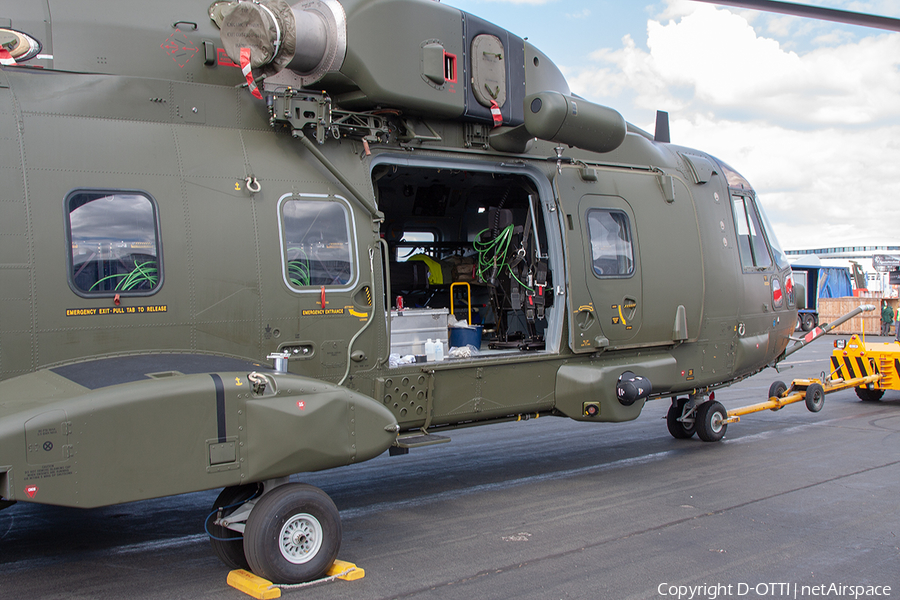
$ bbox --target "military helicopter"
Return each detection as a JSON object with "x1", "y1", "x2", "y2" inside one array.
[{"x1": 0, "y1": 0, "x2": 895, "y2": 585}]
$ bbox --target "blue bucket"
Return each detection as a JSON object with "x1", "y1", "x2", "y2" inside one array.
[{"x1": 449, "y1": 325, "x2": 483, "y2": 349}]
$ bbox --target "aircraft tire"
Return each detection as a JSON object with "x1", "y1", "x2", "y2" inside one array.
[
  {"x1": 805, "y1": 383, "x2": 825, "y2": 412},
  {"x1": 855, "y1": 387, "x2": 884, "y2": 402},
  {"x1": 207, "y1": 484, "x2": 260, "y2": 570},
  {"x1": 243, "y1": 483, "x2": 341, "y2": 584},
  {"x1": 666, "y1": 398, "x2": 696, "y2": 439},
  {"x1": 696, "y1": 400, "x2": 728, "y2": 442}
]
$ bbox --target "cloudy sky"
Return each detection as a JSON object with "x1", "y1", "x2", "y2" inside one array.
[{"x1": 446, "y1": 0, "x2": 900, "y2": 252}]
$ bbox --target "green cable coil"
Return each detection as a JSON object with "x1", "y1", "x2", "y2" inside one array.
[
  {"x1": 287, "y1": 247, "x2": 311, "y2": 287},
  {"x1": 474, "y1": 226, "x2": 533, "y2": 292},
  {"x1": 89, "y1": 260, "x2": 159, "y2": 291}
]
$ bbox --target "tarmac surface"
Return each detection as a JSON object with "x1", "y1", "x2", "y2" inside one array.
[{"x1": 1, "y1": 337, "x2": 898, "y2": 600}]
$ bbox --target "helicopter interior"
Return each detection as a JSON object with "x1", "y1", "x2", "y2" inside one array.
[{"x1": 372, "y1": 164, "x2": 555, "y2": 357}]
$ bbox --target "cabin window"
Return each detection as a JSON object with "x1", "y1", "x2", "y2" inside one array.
[
  {"x1": 731, "y1": 194, "x2": 773, "y2": 270},
  {"x1": 66, "y1": 190, "x2": 162, "y2": 297},
  {"x1": 587, "y1": 209, "x2": 633, "y2": 277},
  {"x1": 396, "y1": 230, "x2": 437, "y2": 262},
  {"x1": 279, "y1": 196, "x2": 354, "y2": 289}
]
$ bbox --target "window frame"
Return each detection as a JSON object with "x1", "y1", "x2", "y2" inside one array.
[
  {"x1": 64, "y1": 188, "x2": 164, "y2": 298},
  {"x1": 731, "y1": 192, "x2": 774, "y2": 272},
  {"x1": 277, "y1": 193, "x2": 359, "y2": 293},
  {"x1": 585, "y1": 208, "x2": 635, "y2": 279},
  {"x1": 757, "y1": 198, "x2": 790, "y2": 270}
]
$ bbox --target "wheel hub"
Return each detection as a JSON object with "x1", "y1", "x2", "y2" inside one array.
[{"x1": 279, "y1": 513, "x2": 323, "y2": 564}]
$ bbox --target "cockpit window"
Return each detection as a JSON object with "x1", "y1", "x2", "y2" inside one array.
[
  {"x1": 732, "y1": 194, "x2": 772, "y2": 270},
  {"x1": 716, "y1": 158, "x2": 753, "y2": 190},
  {"x1": 279, "y1": 195, "x2": 355, "y2": 290},
  {"x1": 66, "y1": 190, "x2": 162, "y2": 297},
  {"x1": 587, "y1": 209, "x2": 634, "y2": 277},
  {"x1": 757, "y1": 202, "x2": 790, "y2": 270}
]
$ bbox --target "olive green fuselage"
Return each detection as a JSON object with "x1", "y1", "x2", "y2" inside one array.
[{"x1": 0, "y1": 0, "x2": 795, "y2": 509}]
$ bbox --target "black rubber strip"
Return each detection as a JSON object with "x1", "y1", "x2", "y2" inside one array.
[{"x1": 211, "y1": 374, "x2": 226, "y2": 443}]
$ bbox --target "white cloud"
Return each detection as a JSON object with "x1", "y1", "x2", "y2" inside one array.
[
  {"x1": 671, "y1": 115, "x2": 900, "y2": 248},
  {"x1": 565, "y1": 0, "x2": 900, "y2": 249},
  {"x1": 576, "y1": 2, "x2": 900, "y2": 126},
  {"x1": 566, "y1": 8, "x2": 590, "y2": 20}
]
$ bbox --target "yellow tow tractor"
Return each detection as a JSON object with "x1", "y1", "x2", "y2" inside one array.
[
  {"x1": 829, "y1": 334, "x2": 900, "y2": 402},
  {"x1": 697, "y1": 305, "x2": 882, "y2": 438}
]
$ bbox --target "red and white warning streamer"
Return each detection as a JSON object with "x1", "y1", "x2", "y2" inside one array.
[
  {"x1": 490, "y1": 100, "x2": 502, "y2": 127},
  {"x1": 0, "y1": 48, "x2": 16, "y2": 66},
  {"x1": 240, "y1": 48, "x2": 263, "y2": 99}
]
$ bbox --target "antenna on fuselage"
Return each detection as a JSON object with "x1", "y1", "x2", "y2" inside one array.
[{"x1": 654, "y1": 110, "x2": 671, "y2": 144}]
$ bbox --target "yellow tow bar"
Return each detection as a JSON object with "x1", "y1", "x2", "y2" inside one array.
[{"x1": 724, "y1": 371, "x2": 882, "y2": 424}]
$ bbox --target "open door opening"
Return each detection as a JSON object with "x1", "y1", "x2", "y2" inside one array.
[{"x1": 372, "y1": 161, "x2": 559, "y2": 361}]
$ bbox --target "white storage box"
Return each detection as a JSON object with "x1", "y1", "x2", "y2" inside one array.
[{"x1": 390, "y1": 308, "x2": 449, "y2": 356}]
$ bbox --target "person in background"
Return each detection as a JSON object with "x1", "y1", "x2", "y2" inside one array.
[
  {"x1": 895, "y1": 303, "x2": 900, "y2": 342},
  {"x1": 882, "y1": 300, "x2": 894, "y2": 336}
]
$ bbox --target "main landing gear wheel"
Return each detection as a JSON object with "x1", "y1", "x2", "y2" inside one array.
[
  {"x1": 696, "y1": 400, "x2": 728, "y2": 442},
  {"x1": 666, "y1": 397, "x2": 696, "y2": 439},
  {"x1": 805, "y1": 382, "x2": 825, "y2": 412},
  {"x1": 855, "y1": 387, "x2": 884, "y2": 402},
  {"x1": 208, "y1": 484, "x2": 260, "y2": 570},
  {"x1": 244, "y1": 483, "x2": 341, "y2": 584}
]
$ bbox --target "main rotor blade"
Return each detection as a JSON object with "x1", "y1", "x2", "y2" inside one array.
[{"x1": 691, "y1": 0, "x2": 900, "y2": 32}]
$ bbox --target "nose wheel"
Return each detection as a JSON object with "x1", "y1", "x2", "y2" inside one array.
[
  {"x1": 666, "y1": 395, "x2": 724, "y2": 441},
  {"x1": 696, "y1": 400, "x2": 728, "y2": 442},
  {"x1": 666, "y1": 397, "x2": 697, "y2": 439}
]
